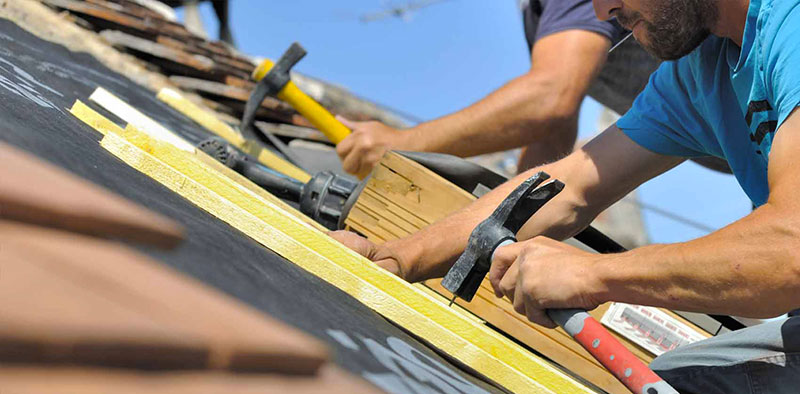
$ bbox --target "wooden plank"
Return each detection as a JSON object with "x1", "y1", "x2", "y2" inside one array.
[
  {"x1": 364, "y1": 155, "x2": 474, "y2": 224},
  {"x1": 169, "y1": 76, "x2": 300, "y2": 124},
  {"x1": 424, "y1": 281, "x2": 628, "y2": 394},
  {"x1": 255, "y1": 121, "x2": 329, "y2": 143},
  {"x1": 100, "y1": 30, "x2": 215, "y2": 71},
  {"x1": 89, "y1": 87, "x2": 195, "y2": 151},
  {"x1": 0, "y1": 365, "x2": 379, "y2": 394},
  {"x1": 99, "y1": 128, "x2": 595, "y2": 393},
  {"x1": 70, "y1": 99, "x2": 321, "y2": 230},
  {"x1": 85, "y1": 0, "x2": 165, "y2": 21},
  {"x1": 0, "y1": 141, "x2": 183, "y2": 248},
  {"x1": 155, "y1": 35, "x2": 255, "y2": 75},
  {"x1": 69, "y1": 100, "x2": 126, "y2": 135},
  {"x1": 155, "y1": 88, "x2": 312, "y2": 183},
  {"x1": 42, "y1": 0, "x2": 195, "y2": 42},
  {"x1": 225, "y1": 75, "x2": 255, "y2": 89},
  {"x1": 0, "y1": 221, "x2": 329, "y2": 374}
]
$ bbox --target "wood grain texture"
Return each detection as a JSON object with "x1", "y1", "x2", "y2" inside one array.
[
  {"x1": 345, "y1": 152, "x2": 710, "y2": 394},
  {"x1": 0, "y1": 220, "x2": 329, "y2": 374},
  {"x1": 0, "y1": 365, "x2": 379, "y2": 394},
  {"x1": 0, "y1": 142, "x2": 183, "y2": 248}
]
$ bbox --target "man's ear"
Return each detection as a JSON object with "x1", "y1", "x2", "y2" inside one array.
[{"x1": 593, "y1": 0, "x2": 623, "y2": 21}]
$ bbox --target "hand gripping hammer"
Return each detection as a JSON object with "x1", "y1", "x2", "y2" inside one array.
[{"x1": 441, "y1": 173, "x2": 677, "y2": 394}]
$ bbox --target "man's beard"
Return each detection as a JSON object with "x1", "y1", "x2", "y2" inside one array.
[{"x1": 617, "y1": 0, "x2": 719, "y2": 60}]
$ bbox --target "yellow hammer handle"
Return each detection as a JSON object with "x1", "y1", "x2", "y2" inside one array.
[{"x1": 253, "y1": 60, "x2": 351, "y2": 145}]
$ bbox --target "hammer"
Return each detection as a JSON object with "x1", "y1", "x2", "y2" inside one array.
[
  {"x1": 441, "y1": 173, "x2": 677, "y2": 394},
  {"x1": 198, "y1": 138, "x2": 361, "y2": 230},
  {"x1": 247, "y1": 43, "x2": 351, "y2": 145}
]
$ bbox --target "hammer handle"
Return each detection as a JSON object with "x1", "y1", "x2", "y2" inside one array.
[
  {"x1": 574, "y1": 225, "x2": 626, "y2": 254},
  {"x1": 549, "y1": 309, "x2": 677, "y2": 394},
  {"x1": 492, "y1": 238, "x2": 675, "y2": 393},
  {"x1": 278, "y1": 82, "x2": 351, "y2": 144},
  {"x1": 253, "y1": 59, "x2": 351, "y2": 144}
]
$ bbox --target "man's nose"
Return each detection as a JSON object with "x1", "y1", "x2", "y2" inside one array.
[{"x1": 593, "y1": 0, "x2": 623, "y2": 21}]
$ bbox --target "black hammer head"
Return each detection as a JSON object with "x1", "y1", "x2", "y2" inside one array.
[
  {"x1": 441, "y1": 173, "x2": 565, "y2": 302},
  {"x1": 241, "y1": 43, "x2": 307, "y2": 134}
]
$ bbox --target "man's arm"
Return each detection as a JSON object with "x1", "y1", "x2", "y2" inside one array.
[
  {"x1": 335, "y1": 125, "x2": 681, "y2": 283},
  {"x1": 336, "y1": 30, "x2": 611, "y2": 178},
  {"x1": 492, "y1": 110, "x2": 800, "y2": 328},
  {"x1": 598, "y1": 109, "x2": 800, "y2": 317}
]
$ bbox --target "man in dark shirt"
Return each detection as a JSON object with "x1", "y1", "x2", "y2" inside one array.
[{"x1": 336, "y1": 0, "x2": 659, "y2": 178}]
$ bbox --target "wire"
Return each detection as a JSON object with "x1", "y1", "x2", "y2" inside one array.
[{"x1": 619, "y1": 196, "x2": 717, "y2": 233}]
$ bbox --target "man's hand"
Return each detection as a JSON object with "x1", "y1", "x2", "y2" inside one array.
[
  {"x1": 336, "y1": 116, "x2": 411, "y2": 179},
  {"x1": 489, "y1": 237, "x2": 606, "y2": 328},
  {"x1": 328, "y1": 230, "x2": 408, "y2": 279}
]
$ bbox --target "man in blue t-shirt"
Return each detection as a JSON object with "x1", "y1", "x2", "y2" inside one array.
[{"x1": 334, "y1": 0, "x2": 800, "y2": 390}]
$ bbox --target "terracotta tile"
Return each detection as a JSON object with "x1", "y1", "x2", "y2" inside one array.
[
  {"x1": 0, "y1": 365, "x2": 380, "y2": 394},
  {"x1": 0, "y1": 142, "x2": 183, "y2": 248},
  {"x1": 0, "y1": 221, "x2": 328, "y2": 374}
]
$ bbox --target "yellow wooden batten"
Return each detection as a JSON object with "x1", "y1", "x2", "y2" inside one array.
[
  {"x1": 70, "y1": 100, "x2": 125, "y2": 136},
  {"x1": 156, "y1": 88, "x2": 311, "y2": 183},
  {"x1": 97, "y1": 127, "x2": 593, "y2": 394},
  {"x1": 68, "y1": 100, "x2": 324, "y2": 232}
]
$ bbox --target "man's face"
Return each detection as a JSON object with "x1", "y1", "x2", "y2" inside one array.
[{"x1": 596, "y1": 0, "x2": 718, "y2": 60}]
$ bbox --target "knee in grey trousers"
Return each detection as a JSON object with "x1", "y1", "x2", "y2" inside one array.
[{"x1": 649, "y1": 316, "x2": 800, "y2": 393}]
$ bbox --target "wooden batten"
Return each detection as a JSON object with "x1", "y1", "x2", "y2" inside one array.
[
  {"x1": 155, "y1": 88, "x2": 312, "y2": 183},
  {"x1": 89, "y1": 87, "x2": 195, "y2": 151},
  {"x1": 98, "y1": 124, "x2": 594, "y2": 393}
]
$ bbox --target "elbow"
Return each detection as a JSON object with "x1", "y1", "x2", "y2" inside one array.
[{"x1": 519, "y1": 72, "x2": 584, "y2": 124}]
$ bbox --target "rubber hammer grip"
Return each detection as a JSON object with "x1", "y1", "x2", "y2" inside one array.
[{"x1": 551, "y1": 310, "x2": 677, "y2": 394}]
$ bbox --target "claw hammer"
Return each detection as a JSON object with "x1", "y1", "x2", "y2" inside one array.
[
  {"x1": 441, "y1": 173, "x2": 677, "y2": 394},
  {"x1": 249, "y1": 43, "x2": 351, "y2": 145}
]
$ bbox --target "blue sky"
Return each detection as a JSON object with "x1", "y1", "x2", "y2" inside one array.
[{"x1": 182, "y1": 0, "x2": 752, "y2": 244}]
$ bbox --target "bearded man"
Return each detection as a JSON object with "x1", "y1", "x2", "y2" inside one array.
[{"x1": 333, "y1": 0, "x2": 800, "y2": 391}]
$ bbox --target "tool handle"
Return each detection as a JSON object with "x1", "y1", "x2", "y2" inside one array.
[
  {"x1": 238, "y1": 159, "x2": 304, "y2": 201},
  {"x1": 574, "y1": 225, "x2": 627, "y2": 254},
  {"x1": 549, "y1": 309, "x2": 677, "y2": 394},
  {"x1": 490, "y1": 241, "x2": 676, "y2": 393},
  {"x1": 278, "y1": 82, "x2": 351, "y2": 144},
  {"x1": 253, "y1": 58, "x2": 352, "y2": 145}
]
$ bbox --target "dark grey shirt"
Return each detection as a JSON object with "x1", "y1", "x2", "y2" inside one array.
[{"x1": 519, "y1": 0, "x2": 660, "y2": 116}]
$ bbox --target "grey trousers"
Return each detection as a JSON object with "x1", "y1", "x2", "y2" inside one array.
[{"x1": 650, "y1": 316, "x2": 800, "y2": 393}]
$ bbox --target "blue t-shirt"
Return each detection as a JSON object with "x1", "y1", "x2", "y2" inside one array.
[{"x1": 617, "y1": 0, "x2": 800, "y2": 206}]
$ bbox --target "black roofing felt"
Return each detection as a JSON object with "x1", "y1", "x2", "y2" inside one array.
[{"x1": 0, "y1": 18, "x2": 500, "y2": 394}]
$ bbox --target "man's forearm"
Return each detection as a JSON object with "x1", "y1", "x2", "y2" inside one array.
[
  {"x1": 386, "y1": 126, "x2": 681, "y2": 283},
  {"x1": 402, "y1": 30, "x2": 610, "y2": 160},
  {"x1": 597, "y1": 202, "x2": 800, "y2": 318},
  {"x1": 404, "y1": 72, "x2": 580, "y2": 158},
  {"x1": 386, "y1": 158, "x2": 591, "y2": 282}
]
